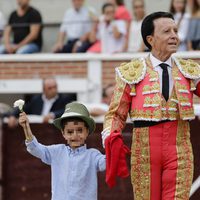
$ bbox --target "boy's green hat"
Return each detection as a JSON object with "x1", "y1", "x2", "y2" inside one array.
[{"x1": 53, "y1": 102, "x2": 95, "y2": 134}]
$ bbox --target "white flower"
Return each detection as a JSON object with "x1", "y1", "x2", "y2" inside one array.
[{"x1": 13, "y1": 99, "x2": 25, "y2": 112}]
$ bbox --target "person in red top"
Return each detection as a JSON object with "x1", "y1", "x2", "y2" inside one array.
[{"x1": 108, "y1": 0, "x2": 132, "y2": 21}]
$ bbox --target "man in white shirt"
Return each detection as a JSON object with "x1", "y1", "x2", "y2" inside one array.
[
  {"x1": 103, "y1": 12, "x2": 200, "y2": 199},
  {"x1": 52, "y1": 0, "x2": 95, "y2": 53}
]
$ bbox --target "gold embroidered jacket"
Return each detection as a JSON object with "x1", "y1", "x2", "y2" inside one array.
[{"x1": 104, "y1": 57, "x2": 200, "y2": 132}]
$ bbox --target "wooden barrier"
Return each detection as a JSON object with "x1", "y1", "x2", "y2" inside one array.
[{"x1": 1, "y1": 120, "x2": 200, "y2": 200}]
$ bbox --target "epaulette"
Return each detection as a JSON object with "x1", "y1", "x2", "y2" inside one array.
[
  {"x1": 115, "y1": 58, "x2": 147, "y2": 84},
  {"x1": 174, "y1": 57, "x2": 200, "y2": 79}
]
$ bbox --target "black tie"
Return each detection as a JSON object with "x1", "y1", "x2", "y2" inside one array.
[{"x1": 160, "y1": 63, "x2": 169, "y2": 101}]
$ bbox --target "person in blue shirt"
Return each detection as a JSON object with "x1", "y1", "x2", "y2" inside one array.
[{"x1": 18, "y1": 102, "x2": 106, "y2": 200}]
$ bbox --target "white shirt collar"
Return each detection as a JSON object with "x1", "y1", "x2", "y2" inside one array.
[
  {"x1": 73, "y1": 6, "x2": 84, "y2": 13},
  {"x1": 150, "y1": 53, "x2": 172, "y2": 68},
  {"x1": 42, "y1": 94, "x2": 58, "y2": 103},
  {"x1": 66, "y1": 144, "x2": 87, "y2": 155}
]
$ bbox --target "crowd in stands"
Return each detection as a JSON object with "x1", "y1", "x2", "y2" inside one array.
[{"x1": 0, "y1": 0, "x2": 199, "y2": 54}]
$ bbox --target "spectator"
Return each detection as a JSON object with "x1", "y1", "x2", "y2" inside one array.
[
  {"x1": 102, "y1": 84, "x2": 114, "y2": 105},
  {"x1": 128, "y1": 0, "x2": 146, "y2": 52},
  {"x1": 187, "y1": 0, "x2": 200, "y2": 50},
  {"x1": 88, "y1": 0, "x2": 131, "y2": 53},
  {"x1": 107, "y1": 0, "x2": 131, "y2": 21},
  {"x1": 0, "y1": 11, "x2": 6, "y2": 43},
  {"x1": 0, "y1": 0, "x2": 42, "y2": 54},
  {"x1": 52, "y1": 0, "x2": 96, "y2": 53},
  {"x1": 0, "y1": 103, "x2": 11, "y2": 118},
  {"x1": 85, "y1": 84, "x2": 115, "y2": 118},
  {"x1": 7, "y1": 78, "x2": 76, "y2": 128},
  {"x1": 88, "y1": 3, "x2": 127, "y2": 54},
  {"x1": 108, "y1": 0, "x2": 131, "y2": 51},
  {"x1": 170, "y1": 0, "x2": 190, "y2": 51}
]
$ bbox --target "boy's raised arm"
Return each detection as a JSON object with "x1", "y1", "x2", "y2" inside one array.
[
  {"x1": 18, "y1": 112, "x2": 34, "y2": 142},
  {"x1": 19, "y1": 112, "x2": 53, "y2": 165}
]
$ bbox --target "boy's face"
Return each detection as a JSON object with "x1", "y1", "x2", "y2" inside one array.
[
  {"x1": 62, "y1": 121, "x2": 89, "y2": 149},
  {"x1": 104, "y1": 6, "x2": 115, "y2": 22}
]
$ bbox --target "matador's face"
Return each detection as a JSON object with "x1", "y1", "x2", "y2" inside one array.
[{"x1": 147, "y1": 17, "x2": 180, "y2": 57}]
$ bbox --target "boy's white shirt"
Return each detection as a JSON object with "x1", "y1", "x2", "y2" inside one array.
[{"x1": 97, "y1": 18, "x2": 127, "y2": 53}]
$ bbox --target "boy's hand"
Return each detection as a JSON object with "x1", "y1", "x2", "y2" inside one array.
[
  {"x1": 19, "y1": 112, "x2": 29, "y2": 129},
  {"x1": 19, "y1": 112, "x2": 33, "y2": 141}
]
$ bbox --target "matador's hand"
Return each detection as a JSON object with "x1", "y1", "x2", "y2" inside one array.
[{"x1": 101, "y1": 127, "x2": 110, "y2": 148}]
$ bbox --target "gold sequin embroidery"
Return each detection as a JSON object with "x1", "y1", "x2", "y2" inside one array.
[
  {"x1": 175, "y1": 120, "x2": 193, "y2": 199},
  {"x1": 117, "y1": 59, "x2": 146, "y2": 84},
  {"x1": 131, "y1": 127, "x2": 150, "y2": 200}
]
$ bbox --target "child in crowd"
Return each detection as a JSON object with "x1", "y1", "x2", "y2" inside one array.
[
  {"x1": 18, "y1": 102, "x2": 106, "y2": 200},
  {"x1": 88, "y1": 3, "x2": 127, "y2": 53}
]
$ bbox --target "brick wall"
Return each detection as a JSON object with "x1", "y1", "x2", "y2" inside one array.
[
  {"x1": 0, "y1": 61, "x2": 88, "y2": 80},
  {"x1": 0, "y1": 56, "x2": 199, "y2": 88},
  {"x1": 103, "y1": 60, "x2": 126, "y2": 87},
  {"x1": 0, "y1": 60, "x2": 125, "y2": 88}
]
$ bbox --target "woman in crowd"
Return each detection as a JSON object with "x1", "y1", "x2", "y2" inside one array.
[
  {"x1": 187, "y1": 0, "x2": 200, "y2": 50},
  {"x1": 128, "y1": 0, "x2": 146, "y2": 52},
  {"x1": 170, "y1": 0, "x2": 190, "y2": 51}
]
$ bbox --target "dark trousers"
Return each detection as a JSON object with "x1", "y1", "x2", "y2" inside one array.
[
  {"x1": 59, "y1": 39, "x2": 79, "y2": 53},
  {"x1": 76, "y1": 40, "x2": 93, "y2": 53},
  {"x1": 58, "y1": 39, "x2": 93, "y2": 53}
]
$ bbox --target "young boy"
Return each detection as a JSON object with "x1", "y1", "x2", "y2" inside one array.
[{"x1": 19, "y1": 102, "x2": 106, "y2": 200}]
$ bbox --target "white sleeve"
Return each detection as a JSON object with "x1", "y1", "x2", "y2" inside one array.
[
  {"x1": 60, "y1": 11, "x2": 69, "y2": 33},
  {"x1": 0, "y1": 12, "x2": 6, "y2": 31},
  {"x1": 193, "y1": 104, "x2": 200, "y2": 116},
  {"x1": 94, "y1": 150, "x2": 106, "y2": 172},
  {"x1": 114, "y1": 20, "x2": 127, "y2": 36},
  {"x1": 26, "y1": 136, "x2": 58, "y2": 165},
  {"x1": 193, "y1": 78, "x2": 200, "y2": 87}
]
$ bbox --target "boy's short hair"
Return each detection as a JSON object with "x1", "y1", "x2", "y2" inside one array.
[
  {"x1": 102, "y1": 3, "x2": 114, "y2": 14},
  {"x1": 61, "y1": 117, "x2": 89, "y2": 131}
]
